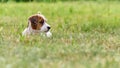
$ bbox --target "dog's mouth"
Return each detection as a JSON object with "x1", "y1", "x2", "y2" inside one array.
[
  {"x1": 44, "y1": 27, "x2": 51, "y2": 32},
  {"x1": 44, "y1": 30, "x2": 49, "y2": 33}
]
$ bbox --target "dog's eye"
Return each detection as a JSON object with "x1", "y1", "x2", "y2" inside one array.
[
  {"x1": 39, "y1": 22, "x2": 43, "y2": 24},
  {"x1": 39, "y1": 20, "x2": 44, "y2": 25}
]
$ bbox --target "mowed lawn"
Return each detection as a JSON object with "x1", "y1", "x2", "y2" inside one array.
[{"x1": 0, "y1": 1, "x2": 120, "y2": 68}]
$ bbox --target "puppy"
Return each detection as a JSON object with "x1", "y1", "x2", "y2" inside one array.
[{"x1": 22, "y1": 13, "x2": 52, "y2": 37}]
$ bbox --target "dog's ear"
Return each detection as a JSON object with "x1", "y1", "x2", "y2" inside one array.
[{"x1": 29, "y1": 16, "x2": 38, "y2": 29}]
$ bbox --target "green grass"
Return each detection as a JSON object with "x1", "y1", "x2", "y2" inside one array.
[{"x1": 0, "y1": 1, "x2": 120, "y2": 68}]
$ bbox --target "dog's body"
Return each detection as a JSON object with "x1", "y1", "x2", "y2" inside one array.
[{"x1": 22, "y1": 13, "x2": 52, "y2": 37}]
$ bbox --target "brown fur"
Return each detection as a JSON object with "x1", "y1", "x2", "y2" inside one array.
[{"x1": 28, "y1": 15, "x2": 44, "y2": 30}]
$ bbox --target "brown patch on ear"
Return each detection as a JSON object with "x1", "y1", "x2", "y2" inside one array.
[
  {"x1": 29, "y1": 15, "x2": 44, "y2": 30},
  {"x1": 29, "y1": 16, "x2": 37, "y2": 29}
]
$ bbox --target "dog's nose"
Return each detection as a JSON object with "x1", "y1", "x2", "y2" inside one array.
[{"x1": 47, "y1": 26, "x2": 51, "y2": 30}]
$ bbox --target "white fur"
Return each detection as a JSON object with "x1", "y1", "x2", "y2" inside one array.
[
  {"x1": 46, "y1": 31, "x2": 52, "y2": 37},
  {"x1": 40, "y1": 22, "x2": 50, "y2": 32},
  {"x1": 22, "y1": 14, "x2": 52, "y2": 37}
]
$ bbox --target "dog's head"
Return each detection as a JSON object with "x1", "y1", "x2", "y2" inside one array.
[{"x1": 28, "y1": 13, "x2": 51, "y2": 32}]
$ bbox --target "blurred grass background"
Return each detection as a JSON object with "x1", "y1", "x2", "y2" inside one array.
[
  {"x1": 0, "y1": 0, "x2": 119, "y2": 2},
  {"x1": 0, "y1": 0, "x2": 120, "y2": 68}
]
